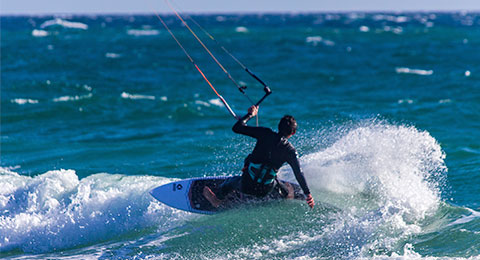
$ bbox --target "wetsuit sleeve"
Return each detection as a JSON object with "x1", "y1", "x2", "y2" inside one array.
[
  {"x1": 232, "y1": 113, "x2": 264, "y2": 139},
  {"x1": 287, "y1": 150, "x2": 311, "y2": 195}
]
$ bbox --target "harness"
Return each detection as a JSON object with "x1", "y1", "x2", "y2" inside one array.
[
  {"x1": 247, "y1": 162, "x2": 277, "y2": 185},
  {"x1": 245, "y1": 136, "x2": 285, "y2": 185}
]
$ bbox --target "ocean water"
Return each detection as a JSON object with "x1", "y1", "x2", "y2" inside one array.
[{"x1": 1, "y1": 12, "x2": 480, "y2": 259}]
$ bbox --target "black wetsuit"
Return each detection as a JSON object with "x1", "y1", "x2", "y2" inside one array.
[{"x1": 216, "y1": 113, "x2": 311, "y2": 199}]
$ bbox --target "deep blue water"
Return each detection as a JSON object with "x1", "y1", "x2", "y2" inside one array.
[{"x1": 1, "y1": 12, "x2": 479, "y2": 259}]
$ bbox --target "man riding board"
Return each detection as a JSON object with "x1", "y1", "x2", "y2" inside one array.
[{"x1": 203, "y1": 105, "x2": 315, "y2": 209}]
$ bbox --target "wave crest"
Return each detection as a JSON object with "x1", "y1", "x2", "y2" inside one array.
[
  {"x1": 0, "y1": 168, "x2": 188, "y2": 253},
  {"x1": 40, "y1": 18, "x2": 88, "y2": 30},
  {"x1": 278, "y1": 121, "x2": 447, "y2": 255}
]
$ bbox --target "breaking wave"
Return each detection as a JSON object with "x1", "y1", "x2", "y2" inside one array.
[
  {"x1": 0, "y1": 168, "x2": 190, "y2": 254},
  {"x1": 40, "y1": 18, "x2": 88, "y2": 30}
]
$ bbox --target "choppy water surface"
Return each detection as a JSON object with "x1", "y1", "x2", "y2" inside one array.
[{"x1": 1, "y1": 12, "x2": 480, "y2": 259}]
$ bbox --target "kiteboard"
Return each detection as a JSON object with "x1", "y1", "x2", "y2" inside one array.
[{"x1": 150, "y1": 176, "x2": 306, "y2": 214}]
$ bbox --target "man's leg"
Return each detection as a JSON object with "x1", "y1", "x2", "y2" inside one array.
[
  {"x1": 203, "y1": 176, "x2": 242, "y2": 207},
  {"x1": 216, "y1": 176, "x2": 242, "y2": 200}
]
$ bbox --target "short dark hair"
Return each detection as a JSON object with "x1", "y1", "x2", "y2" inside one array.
[{"x1": 278, "y1": 115, "x2": 297, "y2": 137}]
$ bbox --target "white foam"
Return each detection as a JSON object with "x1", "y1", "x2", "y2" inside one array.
[
  {"x1": 279, "y1": 122, "x2": 446, "y2": 257},
  {"x1": 306, "y1": 36, "x2": 322, "y2": 44},
  {"x1": 0, "y1": 167, "x2": 189, "y2": 253},
  {"x1": 447, "y1": 208, "x2": 480, "y2": 227},
  {"x1": 370, "y1": 244, "x2": 423, "y2": 259},
  {"x1": 359, "y1": 26, "x2": 370, "y2": 32},
  {"x1": 373, "y1": 14, "x2": 385, "y2": 21},
  {"x1": 280, "y1": 121, "x2": 445, "y2": 222},
  {"x1": 127, "y1": 29, "x2": 160, "y2": 36},
  {"x1": 305, "y1": 36, "x2": 335, "y2": 47},
  {"x1": 209, "y1": 98, "x2": 224, "y2": 107},
  {"x1": 82, "y1": 84, "x2": 92, "y2": 92},
  {"x1": 372, "y1": 15, "x2": 408, "y2": 23},
  {"x1": 105, "y1": 53, "x2": 121, "y2": 59},
  {"x1": 392, "y1": 27, "x2": 404, "y2": 34},
  {"x1": 322, "y1": 39, "x2": 335, "y2": 46},
  {"x1": 235, "y1": 26, "x2": 249, "y2": 33},
  {"x1": 396, "y1": 67, "x2": 433, "y2": 76},
  {"x1": 195, "y1": 100, "x2": 211, "y2": 107},
  {"x1": 348, "y1": 13, "x2": 363, "y2": 20},
  {"x1": 40, "y1": 18, "x2": 88, "y2": 30},
  {"x1": 398, "y1": 99, "x2": 414, "y2": 104},
  {"x1": 10, "y1": 98, "x2": 39, "y2": 105},
  {"x1": 326, "y1": 14, "x2": 341, "y2": 21},
  {"x1": 394, "y1": 16, "x2": 408, "y2": 23},
  {"x1": 121, "y1": 92, "x2": 155, "y2": 100},
  {"x1": 223, "y1": 232, "x2": 323, "y2": 259},
  {"x1": 32, "y1": 29, "x2": 49, "y2": 37},
  {"x1": 53, "y1": 93, "x2": 92, "y2": 102}
]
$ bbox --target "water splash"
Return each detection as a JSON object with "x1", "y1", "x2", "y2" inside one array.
[
  {"x1": 279, "y1": 120, "x2": 447, "y2": 256},
  {"x1": 0, "y1": 168, "x2": 190, "y2": 254}
]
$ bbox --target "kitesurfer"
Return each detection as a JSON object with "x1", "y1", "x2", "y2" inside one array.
[{"x1": 203, "y1": 105, "x2": 315, "y2": 209}]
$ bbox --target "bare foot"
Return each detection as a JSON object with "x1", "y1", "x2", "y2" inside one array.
[{"x1": 203, "y1": 186, "x2": 222, "y2": 208}]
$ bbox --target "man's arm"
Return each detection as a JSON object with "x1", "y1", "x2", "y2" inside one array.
[
  {"x1": 232, "y1": 105, "x2": 261, "y2": 138},
  {"x1": 287, "y1": 150, "x2": 315, "y2": 208}
]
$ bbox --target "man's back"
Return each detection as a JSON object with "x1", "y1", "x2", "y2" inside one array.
[
  {"x1": 233, "y1": 124, "x2": 296, "y2": 171},
  {"x1": 232, "y1": 115, "x2": 310, "y2": 196}
]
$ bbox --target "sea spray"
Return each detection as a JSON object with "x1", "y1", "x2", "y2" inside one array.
[
  {"x1": 279, "y1": 121, "x2": 447, "y2": 257},
  {"x1": 0, "y1": 168, "x2": 190, "y2": 253},
  {"x1": 155, "y1": 121, "x2": 452, "y2": 259}
]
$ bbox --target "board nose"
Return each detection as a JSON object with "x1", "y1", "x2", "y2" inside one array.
[{"x1": 149, "y1": 181, "x2": 192, "y2": 212}]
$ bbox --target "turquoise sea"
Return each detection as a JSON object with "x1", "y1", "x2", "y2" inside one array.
[{"x1": 1, "y1": 12, "x2": 479, "y2": 259}]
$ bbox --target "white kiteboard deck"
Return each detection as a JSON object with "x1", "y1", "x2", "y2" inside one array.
[{"x1": 150, "y1": 176, "x2": 306, "y2": 214}]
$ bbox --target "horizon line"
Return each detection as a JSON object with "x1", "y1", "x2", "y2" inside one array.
[{"x1": 1, "y1": 9, "x2": 479, "y2": 17}]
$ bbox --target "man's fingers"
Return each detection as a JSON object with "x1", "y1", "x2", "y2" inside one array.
[
  {"x1": 249, "y1": 105, "x2": 258, "y2": 116},
  {"x1": 306, "y1": 195, "x2": 315, "y2": 209}
]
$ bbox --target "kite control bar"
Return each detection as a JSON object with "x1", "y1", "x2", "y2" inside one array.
[
  {"x1": 255, "y1": 86, "x2": 272, "y2": 107},
  {"x1": 245, "y1": 68, "x2": 272, "y2": 107}
]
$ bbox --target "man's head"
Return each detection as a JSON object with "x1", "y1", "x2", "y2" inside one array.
[{"x1": 278, "y1": 115, "x2": 297, "y2": 138}]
